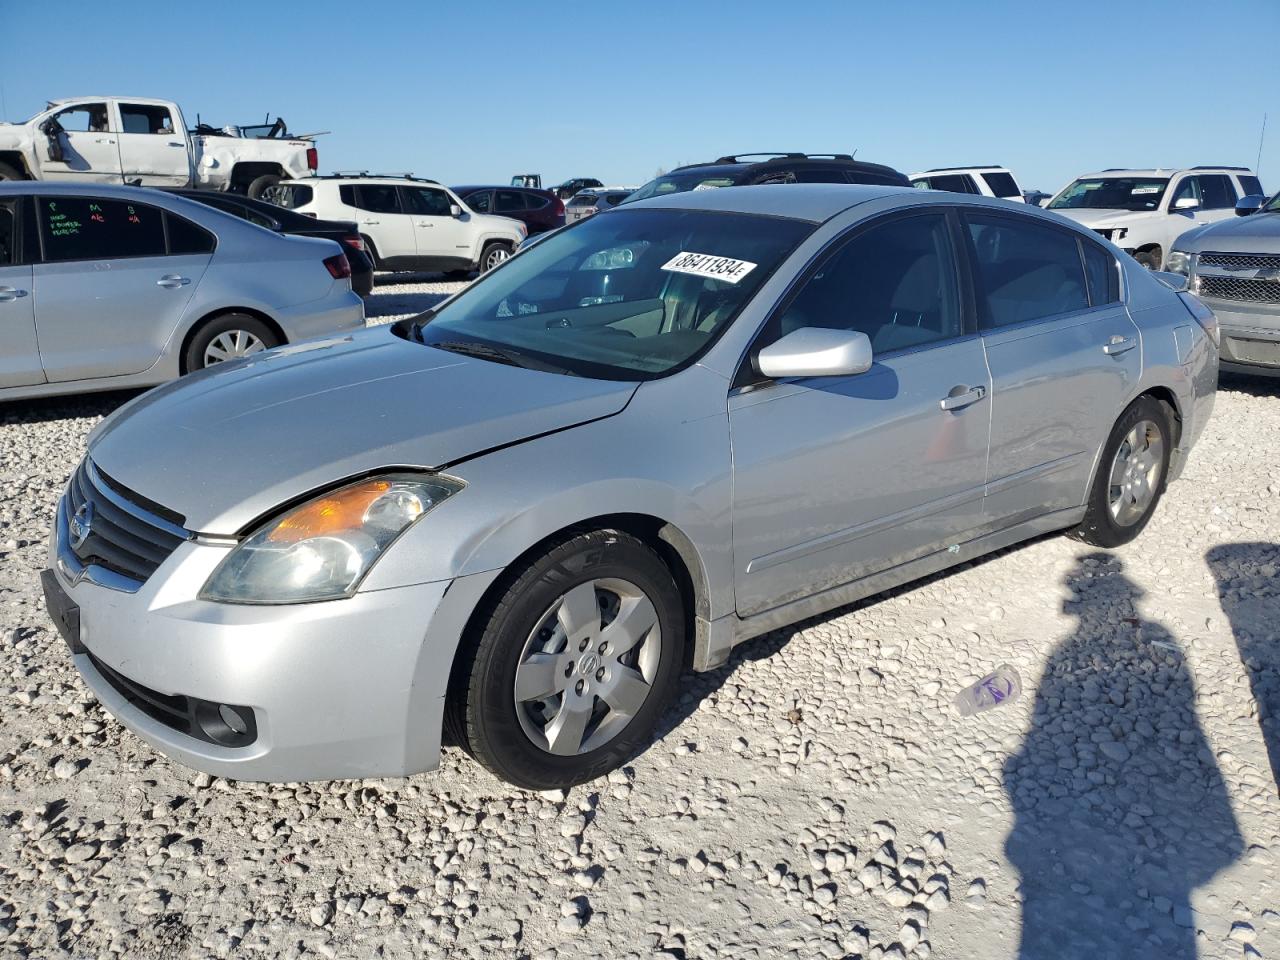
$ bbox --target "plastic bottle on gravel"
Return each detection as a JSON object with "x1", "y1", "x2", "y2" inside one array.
[{"x1": 953, "y1": 665, "x2": 1022, "y2": 716}]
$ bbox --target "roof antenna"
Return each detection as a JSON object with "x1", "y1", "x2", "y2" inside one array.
[{"x1": 1257, "y1": 113, "x2": 1268, "y2": 178}]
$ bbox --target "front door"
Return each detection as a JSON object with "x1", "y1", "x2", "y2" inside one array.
[
  {"x1": 32, "y1": 195, "x2": 210, "y2": 382},
  {"x1": 729, "y1": 211, "x2": 991, "y2": 617},
  {"x1": 403, "y1": 186, "x2": 472, "y2": 266},
  {"x1": 962, "y1": 211, "x2": 1142, "y2": 523},
  {"x1": 0, "y1": 197, "x2": 41, "y2": 388},
  {"x1": 116, "y1": 102, "x2": 190, "y2": 186},
  {"x1": 36, "y1": 103, "x2": 123, "y2": 184}
]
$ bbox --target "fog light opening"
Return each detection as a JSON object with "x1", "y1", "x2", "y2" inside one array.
[
  {"x1": 218, "y1": 703, "x2": 249, "y2": 736},
  {"x1": 193, "y1": 699, "x2": 258, "y2": 748}
]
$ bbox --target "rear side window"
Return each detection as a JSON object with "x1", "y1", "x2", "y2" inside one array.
[
  {"x1": 1081, "y1": 241, "x2": 1120, "y2": 305},
  {"x1": 981, "y1": 171, "x2": 1021, "y2": 198},
  {"x1": 494, "y1": 190, "x2": 528, "y2": 213},
  {"x1": 965, "y1": 213, "x2": 1090, "y2": 328},
  {"x1": 353, "y1": 184, "x2": 401, "y2": 214},
  {"x1": 165, "y1": 212, "x2": 217, "y2": 254},
  {"x1": 604, "y1": 193, "x2": 630, "y2": 206},
  {"x1": 38, "y1": 196, "x2": 167, "y2": 261},
  {"x1": 567, "y1": 194, "x2": 598, "y2": 207},
  {"x1": 0, "y1": 199, "x2": 16, "y2": 266},
  {"x1": 1238, "y1": 175, "x2": 1264, "y2": 197},
  {"x1": 525, "y1": 194, "x2": 549, "y2": 210},
  {"x1": 754, "y1": 170, "x2": 797, "y2": 185},
  {"x1": 119, "y1": 103, "x2": 176, "y2": 135},
  {"x1": 795, "y1": 167, "x2": 848, "y2": 184}
]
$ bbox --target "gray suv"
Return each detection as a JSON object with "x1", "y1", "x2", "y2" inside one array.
[{"x1": 1168, "y1": 192, "x2": 1280, "y2": 375}]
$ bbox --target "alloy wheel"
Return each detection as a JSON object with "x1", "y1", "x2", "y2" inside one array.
[
  {"x1": 203, "y1": 330, "x2": 267, "y2": 366},
  {"x1": 1107, "y1": 419, "x2": 1164, "y2": 526}
]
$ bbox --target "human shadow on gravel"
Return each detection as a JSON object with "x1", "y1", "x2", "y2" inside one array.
[
  {"x1": 1003, "y1": 554, "x2": 1242, "y2": 960},
  {"x1": 1207, "y1": 542, "x2": 1280, "y2": 794},
  {"x1": 0, "y1": 389, "x2": 142, "y2": 426}
]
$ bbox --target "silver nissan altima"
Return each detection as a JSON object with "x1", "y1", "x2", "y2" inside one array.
[{"x1": 43, "y1": 184, "x2": 1218, "y2": 790}]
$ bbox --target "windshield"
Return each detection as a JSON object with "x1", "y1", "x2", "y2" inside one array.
[
  {"x1": 623, "y1": 172, "x2": 738, "y2": 204},
  {"x1": 1263, "y1": 192, "x2": 1280, "y2": 212},
  {"x1": 1048, "y1": 177, "x2": 1170, "y2": 212},
  {"x1": 413, "y1": 208, "x2": 812, "y2": 380}
]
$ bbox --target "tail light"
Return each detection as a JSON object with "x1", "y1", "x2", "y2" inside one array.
[
  {"x1": 342, "y1": 235, "x2": 364, "y2": 251},
  {"x1": 554, "y1": 197, "x2": 565, "y2": 216},
  {"x1": 323, "y1": 252, "x2": 352, "y2": 280},
  {"x1": 306, "y1": 146, "x2": 318, "y2": 171},
  {"x1": 1177, "y1": 291, "x2": 1219, "y2": 346}
]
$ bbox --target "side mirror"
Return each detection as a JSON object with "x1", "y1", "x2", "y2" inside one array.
[
  {"x1": 756, "y1": 327, "x2": 873, "y2": 379},
  {"x1": 450, "y1": 204, "x2": 463, "y2": 218},
  {"x1": 1235, "y1": 194, "x2": 1267, "y2": 217},
  {"x1": 1172, "y1": 196, "x2": 1201, "y2": 212}
]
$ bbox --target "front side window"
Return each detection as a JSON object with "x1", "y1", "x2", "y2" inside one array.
[
  {"x1": 48, "y1": 103, "x2": 110, "y2": 133},
  {"x1": 119, "y1": 104, "x2": 175, "y2": 135},
  {"x1": 465, "y1": 190, "x2": 491, "y2": 213},
  {"x1": 981, "y1": 171, "x2": 1021, "y2": 198},
  {"x1": 1197, "y1": 175, "x2": 1237, "y2": 210},
  {"x1": 38, "y1": 196, "x2": 166, "y2": 261},
  {"x1": 402, "y1": 187, "x2": 451, "y2": 216},
  {"x1": 495, "y1": 190, "x2": 528, "y2": 213},
  {"x1": 1048, "y1": 177, "x2": 1169, "y2": 212},
  {"x1": 413, "y1": 208, "x2": 813, "y2": 380},
  {"x1": 966, "y1": 214, "x2": 1089, "y2": 328},
  {"x1": 354, "y1": 184, "x2": 401, "y2": 214},
  {"x1": 1170, "y1": 176, "x2": 1202, "y2": 207},
  {"x1": 766, "y1": 213, "x2": 961, "y2": 356},
  {"x1": 1238, "y1": 175, "x2": 1264, "y2": 198}
]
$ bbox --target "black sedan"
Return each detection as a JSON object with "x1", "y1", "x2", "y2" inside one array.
[{"x1": 165, "y1": 189, "x2": 374, "y2": 296}]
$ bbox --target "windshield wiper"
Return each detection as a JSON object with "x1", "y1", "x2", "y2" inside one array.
[{"x1": 428, "y1": 339, "x2": 577, "y2": 376}]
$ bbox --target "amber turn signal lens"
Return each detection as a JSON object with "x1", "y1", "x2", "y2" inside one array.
[{"x1": 266, "y1": 480, "x2": 392, "y2": 543}]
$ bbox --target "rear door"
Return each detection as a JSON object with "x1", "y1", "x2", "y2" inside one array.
[
  {"x1": 37, "y1": 103, "x2": 123, "y2": 184},
  {"x1": 32, "y1": 195, "x2": 213, "y2": 382},
  {"x1": 0, "y1": 197, "x2": 42, "y2": 388},
  {"x1": 964, "y1": 211, "x2": 1139, "y2": 523},
  {"x1": 116, "y1": 102, "x2": 190, "y2": 186},
  {"x1": 348, "y1": 184, "x2": 415, "y2": 261}
]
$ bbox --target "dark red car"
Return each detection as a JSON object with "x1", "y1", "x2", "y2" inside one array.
[{"x1": 452, "y1": 186, "x2": 565, "y2": 235}]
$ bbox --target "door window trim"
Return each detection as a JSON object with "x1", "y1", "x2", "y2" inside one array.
[{"x1": 732, "y1": 206, "x2": 977, "y2": 389}]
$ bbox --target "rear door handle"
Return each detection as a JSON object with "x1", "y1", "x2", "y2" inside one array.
[
  {"x1": 417, "y1": 221, "x2": 434, "y2": 227},
  {"x1": 156, "y1": 275, "x2": 190, "y2": 289},
  {"x1": 940, "y1": 384, "x2": 987, "y2": 411},
  {"x1": 1103, "y1": 335, "x2": 1137, "y2": 356},
  {"x1": 361, "y1": 219, "x2": 380, "y2": 225},
  {"x1": 94, "y1": 138, "x2": 116, "y2": 145},
  {"x1": 0, "y1": 286, "x2": 29, "y2": 302}
]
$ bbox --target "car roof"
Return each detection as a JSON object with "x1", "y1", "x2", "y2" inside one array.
[
  {"x1": 911, "y1": 166, "x2": 1011, "y2": 175},
  {"x1": 623, "y1": 183, "x2": 918, "y2": 223},
  {"x1": 0, "y1": 181, "x2": 196, "y2": 200},
  {"x1": 1074, "y1": 167, "x2": 1254, "y2": 178},
  {"x1": 289, "y1": 176, "x2": 442, "y2": 187},
  {"x1": 48, "y1": 95, "x2": 173, "y2": 107},
  {"x1": 452, "y1": 185, "x2": 552, "y2": 194}
]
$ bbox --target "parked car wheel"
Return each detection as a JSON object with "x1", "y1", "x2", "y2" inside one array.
[
  {"x1": 1071, "y1": 396, "x2": 1172, "y2": 547},
  {"x1": 0, "y1": 161, "x2": 25, "y2": 181},
  {"x1": 360, "y1": 235, "x2": 381, "y2": 271},
  {"x1": 1134, "y1": 247, "x2": 1162, "y2": 271},
  {"x1": 246, "y1": 174, "x2": 283, "y2": 199},
  {"x1": 447, "y1": 530, "x2": 684, "y2": 790},
  {"x1": 480, "y1": 241, "x2": 513, "y2": 273},
  {"x1": 185, "y1": 314, "x2": 279, "y2": 372}
]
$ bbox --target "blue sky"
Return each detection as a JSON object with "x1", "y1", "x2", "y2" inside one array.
[{"x1": 3, "y1": 0, "x2": 1277, "y2": 193}]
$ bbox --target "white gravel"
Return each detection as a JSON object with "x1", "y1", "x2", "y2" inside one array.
[{"x1": 0, "y1": 276, "x2": 1277, "y2": 958}]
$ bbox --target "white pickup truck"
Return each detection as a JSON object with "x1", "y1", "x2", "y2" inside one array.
[{"x1": 0, "y1": 96, "x2": 318, "y2": 196}]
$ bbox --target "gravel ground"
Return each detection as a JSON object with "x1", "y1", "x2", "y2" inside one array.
[{"x1": 0, "y1": 276, "x2": 1277, "y2": 959}]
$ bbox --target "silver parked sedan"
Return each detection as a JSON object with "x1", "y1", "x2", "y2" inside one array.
[
  {"x1": 0, "y1": 183, "x2": 364, "y2": 401},
  {"x1": 42, "y1": 185, "x2": 1218, "y2": 789}
]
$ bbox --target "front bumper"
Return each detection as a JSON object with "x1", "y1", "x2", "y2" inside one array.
[
  {"x1": 1194, "y1": 293, "x2": 1280, "y2": 373},
  {"x1": 46, "y1": 495, "x2": 499, "y2": 781}
]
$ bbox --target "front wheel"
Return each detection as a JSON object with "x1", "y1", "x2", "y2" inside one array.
[
  {"x1": 1071, "y1": 396, "x2": 1172, "y2": 547},
  {"x1": 447, "y1": 530, "x2": 684, "y2": 789},
  {"x1": 0, "y1": 161, "x2": 26, "y2": 182},
  {"x1": 185, "y1": 314, "x2": 279, "y2": 372},
  {"x1": 1134, "y1": 248, "x2": 1162, "y2": 271},
  {"x1": 479, "y1": 241, "x2": 512, "y2": 273}
]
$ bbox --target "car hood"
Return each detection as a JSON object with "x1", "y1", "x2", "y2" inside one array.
[
  {"x1": 1178, "y1": 212, "x2": 1280, "y2": 252},
  {"x1": 1051, "y1": 208, "x2": 1156, "y2": 229},
  {"x1": 88, "y1": 328, "x2": 637, "y2": 534}
]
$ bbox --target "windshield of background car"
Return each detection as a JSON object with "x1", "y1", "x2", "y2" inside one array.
[
  {"x1": 1263, "y1": 192, "x2": 1280, "y2": 212},
  {"x1": 624, "y1": 173, "x2": 738, "y2": 203},
  {"x1": 416, "y1": 208, "x2": 812, "y2": 380},
  {"x1": 1048, "y1": 177, "x2": 1169, "y2": 212}
]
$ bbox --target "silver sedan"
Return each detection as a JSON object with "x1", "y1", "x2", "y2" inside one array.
[
  {"x1": 43, "y1": 184, "x2": 1218, "y2": 789},
  {"x1": 0, "y1": 182, "x2": 364, "y2": 401}
]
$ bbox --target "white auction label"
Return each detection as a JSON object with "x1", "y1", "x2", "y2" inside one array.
[{"x1": 661, "y1": 251, "x2": 758, "y2": 284}]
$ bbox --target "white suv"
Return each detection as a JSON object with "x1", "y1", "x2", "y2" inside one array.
[
  {"x1": 1044, "y1": 166, "x2": 1264, "y2": 270},
  {"x1": 909, "y1": 165, "x2": 1026, "y2": 202},
  {"x1": 262, "y1": 175, "x2": 526, "y2": 275}
]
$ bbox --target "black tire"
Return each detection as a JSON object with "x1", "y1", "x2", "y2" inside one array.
[
  {"x1": 444, "y1": 269, "x2": 473, "y2": 281},
  {"x1": 1134, "y1": 247, "x2": 1162, "y2": 271},
  {"x1": 184, "y1": 314, "x2": 279, "y2": 372},
  {"x1": 246, "y1": 173, "x2": 282, "y2": 199},
  {"x1": 478, "y1": 240, "x2": 513, "y2": 274},
  {"x1": 446, "y1": 529, "x2": 685, "y2": 790},
  {"x1": 360, "y1": 235, "x2": 382, "y2": 271},
  {"x1": 0, "y1": 161, "x2": 26, "y2": 181},
  {"x1": 1071, "y1": 396, "x2": 1173, "y2": 548}
]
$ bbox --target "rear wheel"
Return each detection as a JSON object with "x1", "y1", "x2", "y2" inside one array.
[
  {"x1": 447, "y1": 530, "x2": 684, "y2": 789},
  {"x1": 1134, "y1": 247, "x2": 1162, "y2": 271},
  {"x1": 479, "y1": 241, "x2": 512, "y2": 273},
  {"x1": 246, "y1": 173, "x2": 282, "y2": 199},
  {"x1": 185, "y1": 314, "x2": 279, "y2": 372},
  {"x1": 0, "y1": 161, "x2": 26, "y2": 181},
  {"x1": 360, "y1": 235, "x2": 381, "y2": 271},
  {"x1": 1071, "y1": 396, "x2": 1172, "y2": 547}
]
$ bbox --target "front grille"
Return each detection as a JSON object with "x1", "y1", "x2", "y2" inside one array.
[
  {"x1": 1200, "y1": 251, "x2": 1280, "y2": 272},
  {"x1": 1197, "y1": 275, "x2": 1280, "y2": 304},
  {"x1": 90, "y1": 653, "x2": 191, "y2": 730},
  {"x1": 65, "y1": 460, "x2": 190, "y2": 585}
]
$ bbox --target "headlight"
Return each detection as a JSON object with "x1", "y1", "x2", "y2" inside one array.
[
  {"x1": 1165, "y1": 250, "x2": 1192, "y2": 276},
  {"x1": 201, "y1": 474, "x2": 463, "y2": 604}
]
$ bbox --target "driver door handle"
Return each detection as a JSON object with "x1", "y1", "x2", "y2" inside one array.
[
  {"x1": 361, "y1": 219, "x2": 380, "y2": 225},
  {"x1": 0, "y1": 286, "x2": 29, "y2": 302},
  {"x1": 940, "y1": 385, "x2": 986, "y2": 411},
  {"x1": 156, "y1": 275, "x2": 190, "y2": 289},
  {"x1": 1103, "y1": 334, "x2": 1137, "y2": 356}
]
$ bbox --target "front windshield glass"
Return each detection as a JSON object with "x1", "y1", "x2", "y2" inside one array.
[
  {"x1": 1048, "y1": 177, "x2": 1170, "y2": 212},
  {"x1": 623, "y1": 173, "x2": 737, "y2": 204},
  {"x1": 1263, "y1": 192, "x2": 1280, "y2": 212},
  {"x1": 414, "y1": 208, "x2": 812, "y2": 380}
]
